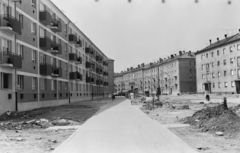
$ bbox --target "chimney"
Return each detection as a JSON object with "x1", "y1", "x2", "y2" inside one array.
[
  {"x1": 188, "y1": 51, "x2": 191, "y2": 56},
  {"x1": 141, "y1": 63, "x2": 145, "y2": 67},
  {"x1": 130, "y1": 67, "x2": 133, "y2": 70},
  {"x1": 183, "y1": 51, "x2": 185, "y2": 54},
  {"x1": 209, "y1": 39, "x2": 212, "y2": 44},
  {"x1": 217, "y1": 38, "x2": 219, "y2": 42},
  {"x1": 127, "y1": 68, "x2": 129, "y2": 71},
  {"x1": 150, "y1": 62, "x2": 153, "y2": 66},
  {"x1": 171, "y1": 54, "x2": 174, "y2": 59},
  {"x1": 159, "y1": 58, "x2": 163, "y2": 63},
  {"x1": 225, "y1": 34, "x2": 227, "y2": 39},
  {"x1": 138, "y1": 64, "x2": 140, "y2": 68},
  {"x1": 179, "y1": 51, "x2": 182, "y2": 56}
]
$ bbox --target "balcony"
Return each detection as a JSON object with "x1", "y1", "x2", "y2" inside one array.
[
  {"x1": 70, "y1": 72, "x2": 82, "y2": 81},
  {"x1": 69, "y1": 53, "x2": 77, "y2": 61},
  {"x1": 50, "y1": 19, "x2": 61, "y2": 32},
  {"x1": 52, "y1": 67, "x2": 62, "y2": 77},
  {"x1": 0, "y1": 49, "x2": 22, "y2": 69},
  {"x1": 69, "y1": 34, "x2": 77, "y2": 44},
  {"x1": 75, "y1": 40, "x2": 82, "y2": 48},
  {"x1": 49, "y1": 43, "x2": 62, "y2": 54},
  {"x1": 40, "y1": 37, "x2": 52, "y2": 51},
  {"x1": 40, "y1": 63, "x2": 52, "y2": 76},
  {"x1": 0, "y1": 14, "x2": 21, "y2": 35},
  {"x1": 76, "y1": 56, "x2": 82, "y2": 64},
  {"x1": 39, "y1": 11, "x2": 51, "y2": 26},
  {"x1": 96, "y1": 80, "x2": 100, "y2": 85},
  {"x1": 85, "y1": 48, "x2": 91, "y2": 54},
  {"x1": 86, "y1": 76, "x2": 91, "y2": 83}
]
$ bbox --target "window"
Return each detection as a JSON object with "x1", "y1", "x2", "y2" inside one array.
[
  {"x1": 40, "y1": 78, "x2": 46, "y2": 90},
  {"x1": 76, "y1": 83, "x2": 78, "y2": 91},
  {"x1": 71, "y1": 82, "x2": 73, "y2": 91},
  {"x1": 213, "y1": 83, "x2": 215, "y2": 88},
  {"x1": 218, "y1": 82, "x2": 221, "y2": 88},
  {"x1": 217, "y1": 50, "x2": 219, "y2": 56},
  {"x1": 217, "y1": 61, "x2": 220, "y2": 66},
  {"x1": 224, "y1": 71, "x2": 227, "y2": 76},
  {"x1": 59, "y1": 81, "x2": 61, "y2": 91},
  {"x1": 231, "y1": 69, "x2": 234, "y2": 76},
  {"x1": 32, "y1": 50, "x2": 36, "y2": 63},
  {"x1": 238, "y1": 44, "x2": 240, "y2": 51},
  {"x1": 31, "y1": 0, "x2": 36, "y2": 6},
  {"x1": 51, "y1": 80, "x2": 55, "y2": 90},
  {"x1": 17, "y1": 44, "x2": 24, "y2": 58},
  {"x1": 224, "y1": 82, "x2": 227, "y2": 88},
  {"x1": 231, "y1": 81, "x2": 235, "y2": 87},
  {"x1": 223, "y1": 59, "x2": 226, "y2": 65},
  {"x1": 206, "y1": 63, "x2": 209, "y2": 71},
  {"x1": 65, "y1": 82, "x2": 68, "y2": 90},
  {"x1": 223, "y1": 48, "x2": 225, "y2": 54},
  {"x1": 211, "y1": 52, "x2": 214, "y2": 57},
  {"x1": 212, "y1": 62, "x2": 214, "y2": 68},
  {"x1": 230, "y1": 46, "x2": 233, "y2": 52},
  {"x1": 19, "y1": 14, "x2": 24, "y2": 28},
  {"x1": 201, "y1": 55, "x2": 203, "y2": 60},
  {"x1": 206, "y1": 53, "x2": 208, "y2": 58},
  {"x1": 190, "y1": 69, "x2": 192, "y2": 74},
  {"x1": 230, "y1": 58, "x2": 234, "y2": 64},
  {"x1": 32, "y1": 77, "x2": 36, "y2": 90},
  {"x1": 218, "y1": 72, "x2": 221, "y2": 77},
  {"x1": 39, "y1": 27, "x2": 45, "y2": 38},
  {"x1": 40, "y1": 3, "x2": 45, "y2": 11},
  {"x1": 238, "y1": 57, "x2": 240, "y2": 67},
  {"x1": 201, "y1": 65, "x2": 204, "y2": 70},
  {"x1": 202, "y1": 74, "x2": 204, "y2": 79},
  {"x1": 31, "y1": 22, "x2": 36, "y2": 34},
  {"x1": 17, "y1": 75, "x2": 24, "y2": 90},
  {"x1": 212, "y1": 73, "x2": 215, "y2": 78}
]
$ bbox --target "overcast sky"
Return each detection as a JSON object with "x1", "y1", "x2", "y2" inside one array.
[{"x1": 51, "y1": 0, "x2": 240, "y2": 72}]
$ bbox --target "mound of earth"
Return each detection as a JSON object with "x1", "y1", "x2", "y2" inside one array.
[{"x1": 182, "y1": 104, "x2": 240, "y2": 137}]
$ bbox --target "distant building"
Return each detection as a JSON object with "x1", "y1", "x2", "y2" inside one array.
[
  {"x1": 114, "y1": 51, "x2": 196, "y2": 96},
  {"x1": 196, "y1": 32, "x2": 240, "y2": 94}
]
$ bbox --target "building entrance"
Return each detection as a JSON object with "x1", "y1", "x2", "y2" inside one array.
[
  {"x1": 235, "y1": 81, "x2": 240, "y2": 94},
  {"x1": 204, "y1": 83, "x2": 211, "y2": 93}
]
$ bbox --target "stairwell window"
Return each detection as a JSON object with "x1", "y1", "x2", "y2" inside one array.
[
  {"x1": 32, "y1": 77, "x2": 36, "y2": 90},
  {"x1": 17, "y1": 75, "x2": 24, "y2": 90},
  {"x1": 32, "y1": 50, "x2": 36, "y2": 63},
  {"x1": 31, "y1": 22, "x2": 36, "y2": 35}
]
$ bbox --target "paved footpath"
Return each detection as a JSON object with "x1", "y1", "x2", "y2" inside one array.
[{"x1": 53, "y1": 98, "x2": 198, "y2": 153}]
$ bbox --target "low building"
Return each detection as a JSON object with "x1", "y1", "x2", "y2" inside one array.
[
  {"x1": 114, "y1": 51, "x2": 196, "y2": 96},
  {"x1": 196, "y1": 32, "x2": 240, "y2": 94}
]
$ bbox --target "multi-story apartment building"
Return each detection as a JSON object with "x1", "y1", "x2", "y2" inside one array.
[
  {"x1": 114, "y1": 51, "x2": 196, "y2": 96},
  {"x1": 196, "y1": 32, "x2": 240, "y2": 94},
  {"x1": 0, "y1": 0, "x2": 114, "y2": 114}
]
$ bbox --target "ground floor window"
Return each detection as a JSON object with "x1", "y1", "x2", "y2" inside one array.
[
  {"x1": 231, "y1": 81, "x2": 235, "y2": 87},
  {"x1": 224, "y1": 82, "x2": 227, "y2": 88}
]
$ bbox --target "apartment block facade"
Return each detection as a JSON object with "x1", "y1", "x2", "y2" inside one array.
[
  {"x1": 0, "y1": 0, "x2": 114, "y2": 114},
  {"x1": 114, "y1": 51, "x2": 196, "y2": 96},
  {"x1": 196, "y1": 32, "x2": 240, "y2": 94}
]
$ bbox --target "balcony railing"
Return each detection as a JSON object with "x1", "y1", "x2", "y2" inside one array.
[
  {"x1": 69, "y1": 34, "x2": 77, "y2": 44},
  {"x1": 40, "y1": 37, "x2": 52, "y2": 51},
  {"x1": 40, "y1": 63, "x2": 52, "y2": 76},
  {"x1": 0, "y1": 49, "x2": 22, "y2": 69},
  {"x1": 0, "y1": 14, "x2": 21, "y2": 35},
  {"x1": 39, "y1": 11, "x2": 51, "y2": 26},
  {"x1": 85, "y1": 48, "x2": 91, "y2": 54},
  {"x1": 50, "y1": 19, "x2": 61, "y2": 32},
  {"x1": 76, "y1": 57, "x2": 82, "y2": 64},
  {"x1": 69, "y1": 53, "x2": 77, "y2": 61}
]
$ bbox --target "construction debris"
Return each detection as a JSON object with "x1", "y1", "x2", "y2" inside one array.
[{"x1": 182, "y1": 104, "x2": 240, "y2": 137}]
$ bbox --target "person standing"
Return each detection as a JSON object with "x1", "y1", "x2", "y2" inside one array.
[{"x1": 130, "y1": 92, "x2": 134, "y2": 102}]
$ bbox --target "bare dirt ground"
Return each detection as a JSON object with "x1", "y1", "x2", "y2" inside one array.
[
  {"x1": 0, "y1": 98, "x2": 113, "y2": 153},
  {"x1": 138, "y1": 95, "x2": 240, "y2": 153}
]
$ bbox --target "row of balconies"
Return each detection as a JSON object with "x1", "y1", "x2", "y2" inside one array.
[{"x1": 0, "y1": 14, "x2": 21, "y2": 35}]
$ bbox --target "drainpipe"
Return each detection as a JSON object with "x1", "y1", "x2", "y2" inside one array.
[
  {"x1": 12, "y1": 0, "x2": 22, "y2": 111},
  {"x1": 66, "y1": 20, "x2": 71, "y2": 103}
]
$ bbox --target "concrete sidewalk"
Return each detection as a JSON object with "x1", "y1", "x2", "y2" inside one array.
[{"x1": 53, "y1": 98, "x2": 198, "y2": 153}]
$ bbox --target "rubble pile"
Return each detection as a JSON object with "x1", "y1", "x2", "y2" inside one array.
[{"x1": 182, "y1": 104, "x2": 240, "y2": 136}]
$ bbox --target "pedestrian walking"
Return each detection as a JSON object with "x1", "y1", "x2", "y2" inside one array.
[
  {"x1": 130, "y1": 92, "x2": 134, "y2": 104},
  {"x1": 112, "y1": 94, "x2": 115, "y2": 101}
]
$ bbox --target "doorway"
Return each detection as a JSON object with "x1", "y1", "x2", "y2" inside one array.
[
  {"x1": 204, "y1": 83, "x2": 211, "y2": 93},
  {"x1": 235, "y1": 81, "x2": 240, "y2": 94}
]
